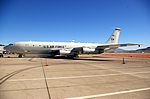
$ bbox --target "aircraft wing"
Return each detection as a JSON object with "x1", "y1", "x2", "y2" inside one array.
[
  {"x1": 70, "y1": 47, "x2": 83, "y2": 54},
  {"x1": 96, "y1": 43, "x2": 140, "y2": 50},
  {"x1": 61, "y1": 43, "x2": 140, "y2": 56},
  {"x1": 69, "y1": 43, "x2": 140, "y2": 54},
  {"x1": 71, "y1": 47, "x2": 83, "y2": 51}
]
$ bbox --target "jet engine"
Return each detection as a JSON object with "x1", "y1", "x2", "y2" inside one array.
[
  {"x1": 59, "y1": 50, "x2": 70, "y2": 55},
  {"x1": 94, "y1": 49, "x2": 104, "y2": 54},
  {"x1": 82, "y1": 48, "x2": 95, "y2": 54},
  {"x1": 82, "y1": 48, "x2": 104, "y2": 54}
]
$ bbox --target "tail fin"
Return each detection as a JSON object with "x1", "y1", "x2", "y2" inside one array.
[{"x1": 105, "y1": 28, "x2": 120, "y2": 44}]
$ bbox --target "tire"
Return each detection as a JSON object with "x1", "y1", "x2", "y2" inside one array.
[{"x1": 18, "y1": 54, "x2": 22, "y2": 58}]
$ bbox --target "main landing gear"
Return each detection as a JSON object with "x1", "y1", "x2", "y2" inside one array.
[
  {"x1": 18, "y1": 54, "x2": 23, "y2": 58},
  {"x1": 67, "y1": 55, "x2": 79, "y2": 59}
]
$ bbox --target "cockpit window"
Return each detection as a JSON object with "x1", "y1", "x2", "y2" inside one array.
[{"x1": 9, "y1": 43, "x2": 13, "y2": 46}]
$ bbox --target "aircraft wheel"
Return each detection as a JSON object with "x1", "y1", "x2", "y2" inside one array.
[
  {"x1": 0, "y1": 55, "x2": 3, "y2": 57},
  {"x1": 67, "y1": 55, "x2": 74, "y2": 59},
  {"x1": 18, "y1": 54, "x2": 22, "y2": 58}
]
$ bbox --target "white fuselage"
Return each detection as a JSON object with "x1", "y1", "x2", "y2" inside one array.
[{"x1": 4, "y1": 41, "x2": 107, "y2": 57}]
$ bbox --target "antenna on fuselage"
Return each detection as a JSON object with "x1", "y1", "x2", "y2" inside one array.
[{"x1": 71, "y1": 40, "x2": 75, "y2": 43}]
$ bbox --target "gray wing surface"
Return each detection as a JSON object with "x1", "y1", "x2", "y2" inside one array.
[{"x1": 96, "y1": 43, "x2": 140, "y2": 50}]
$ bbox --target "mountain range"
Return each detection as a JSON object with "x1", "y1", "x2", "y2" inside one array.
[{"x1": 107, "y1": 46, "x2": 150, "y2": 53}]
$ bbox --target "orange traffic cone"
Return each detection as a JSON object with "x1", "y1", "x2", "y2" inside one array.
[{"x1": 45, "y1": 58, "x2": 49, "y2": 66}]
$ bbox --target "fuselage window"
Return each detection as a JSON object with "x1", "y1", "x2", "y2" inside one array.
[
  {"x1": 33, "y1": 45, "x2": 34, "y2": 46},
  {"x1": 47, "y1": 45, "x2": 49, "y2": 48},
  {"x1": 39, "y1": 45, "x2": 41, "y2": 46},
  {"x1": 43, "y1": 45, "x2": 46, "y2": 48}
]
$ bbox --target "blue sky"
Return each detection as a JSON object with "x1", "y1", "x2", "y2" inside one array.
[{"x1": 0, "y1": 0, "x2": 150, "y2": 50}]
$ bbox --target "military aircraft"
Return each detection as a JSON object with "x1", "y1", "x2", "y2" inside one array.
[{"x1": 4, "y1": 28, "x2": 140, "y2": 58}]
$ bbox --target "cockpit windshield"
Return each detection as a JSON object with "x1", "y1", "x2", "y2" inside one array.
[{"x1": 8, "y1": 43, "x2": 13, "y2": 46}]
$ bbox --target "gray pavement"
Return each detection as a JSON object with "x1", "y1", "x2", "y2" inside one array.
[{"x1": 0, "y1": 55, "x2": 150, "y2": 99}]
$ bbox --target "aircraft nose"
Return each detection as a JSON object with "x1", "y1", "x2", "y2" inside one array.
[
  {"x1": 4, "y1": 45, "x2": 12, "y2": 51},
  {"x1": 4, "y1": 46, "x2": 9, "y2": 50}
]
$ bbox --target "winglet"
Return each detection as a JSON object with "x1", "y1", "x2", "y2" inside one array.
[{"x1": 105, "y1": 28, "x2": 121, "y2": 44}]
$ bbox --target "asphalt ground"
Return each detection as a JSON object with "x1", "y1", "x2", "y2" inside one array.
[{"x1": 0, "y1": 55, "x2": 150, "y2": 99}]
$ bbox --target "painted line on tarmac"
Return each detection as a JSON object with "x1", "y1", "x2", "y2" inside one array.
[
  {"x1": 97, "y1": 65, "x2": 150, "y2": 79},
  {"x1": 66, "y1": 87, "x2": 150, "y2": 99},
  {"x1": 7, "y1": 73, "x2": 120, "y2": 81},
  {"x1": 7, "y1": 78, "x2": 44, "y2": 81},
  {"x1": 7, "y1": 71, "x2": 150, "y2": 82}
]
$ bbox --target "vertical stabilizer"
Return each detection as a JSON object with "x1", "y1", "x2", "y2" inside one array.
[{"x1": 105, "y1": 28, "x2": 120, "y2": 44}]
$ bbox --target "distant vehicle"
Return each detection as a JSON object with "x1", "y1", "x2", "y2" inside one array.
[
  {"x1": 3, "y1": 50, "x2": 10, "y2": 54},
  {"x1": 4, "y1": 28, "x2": 140, "y2": 58}
]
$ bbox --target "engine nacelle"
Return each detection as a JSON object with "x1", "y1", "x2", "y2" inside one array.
[
  {"x1": 59, "y1": 50, "x2": 70, "y2": 55},
  {"x1": 82, "y1": 48, "x2": 104, "y2": 54},
  {"x1": 59, "y1": 50, "x2": 79, "y2": 57},
  {"x1": 82, "y1": 48, "x2": 95, "y2": 54},
  {"x1": 94, "y1": 49, "x2": 104, "y2": 54}
]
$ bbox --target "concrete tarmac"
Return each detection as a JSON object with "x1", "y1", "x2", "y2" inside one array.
[{"x1": 0, "y1": 55, "x2": 150, "y2": 99}]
